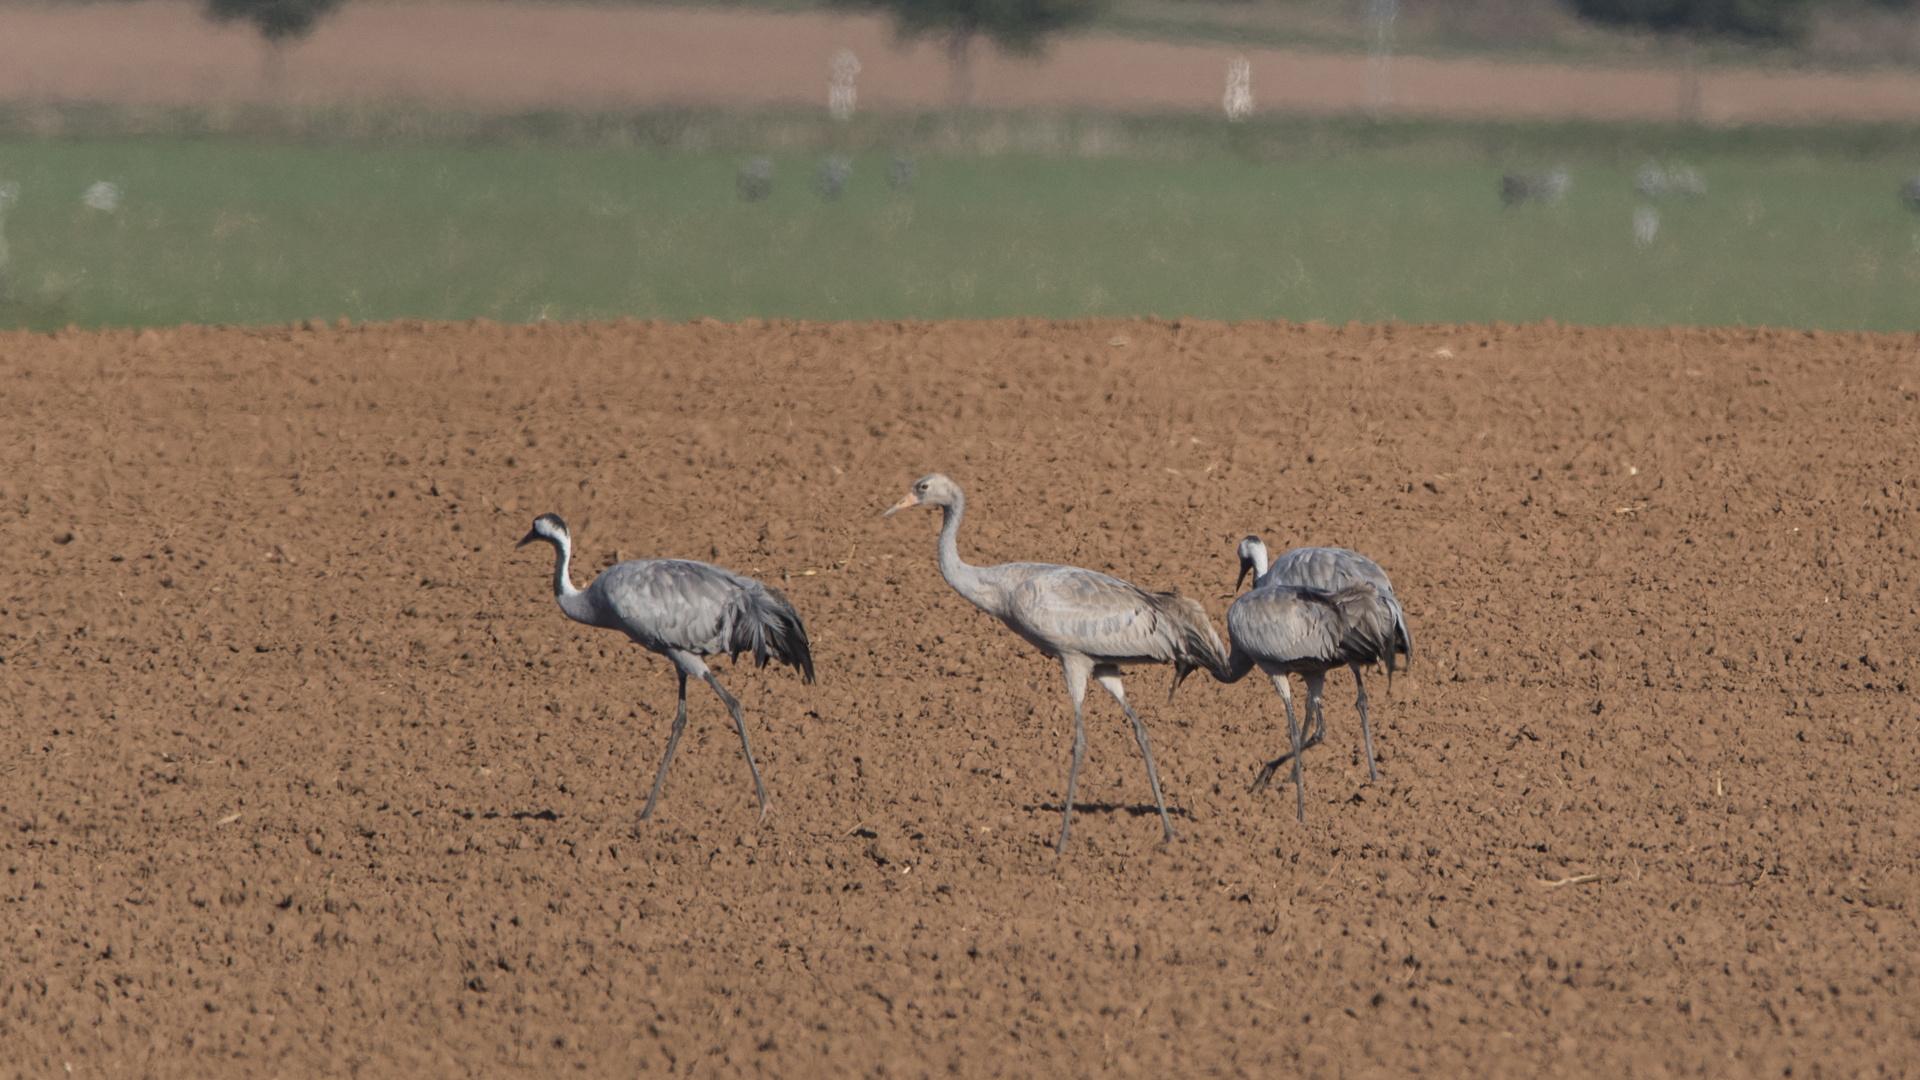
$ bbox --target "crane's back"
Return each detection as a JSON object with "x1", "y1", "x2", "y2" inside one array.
[
  {"x1": 1229, "y1": 583, "x2": 1398, "y2": 671},
  {"x1": 578, "y1": 558, "x2": 802, "y2": 673},
  {"x1": 1265, "y1": 546, "x2": 1411, "y2": 661},
  {"x1": 1267, "y1": 547, "x2": 1394, "y2": 595},
  {"x1": 1004, "y1": 565, "x2": 1225, "y2": 672}
]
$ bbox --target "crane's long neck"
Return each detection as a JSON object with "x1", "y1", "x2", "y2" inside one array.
[
  {"x1": 1215, "y1": 643, "x2": 1258, "y2": 684},
  {"x1": 935, "y1": 494, "x2": 999, "y2": 614},
  {"x1": 546, "y1": 533, "x2": 597, "y2": 624}
]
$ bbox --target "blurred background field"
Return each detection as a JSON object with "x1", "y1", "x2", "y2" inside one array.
[
  {"x1": 1, "y1": 111, "x2": 1917, "y2": 331},
  {"x1": 1, "y1": 0, "x2": 1919, "y2": 332}
]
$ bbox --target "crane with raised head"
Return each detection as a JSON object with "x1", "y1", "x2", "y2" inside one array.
[
  {"x1": 885, "y1": 473, "x2": 1227, "y2": 854},
  {"x1": 516, "y1": 513, "x2": 814, "y2": 826}
]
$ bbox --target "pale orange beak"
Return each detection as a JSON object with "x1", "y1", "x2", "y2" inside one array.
[{"x1": 881, "y1": 491, "x2": 920, "y2": 517}]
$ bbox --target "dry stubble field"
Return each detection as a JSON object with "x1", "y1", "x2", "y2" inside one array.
[{"x1": 1, "y1": 318, "x2": 1916, "y2": 1077}]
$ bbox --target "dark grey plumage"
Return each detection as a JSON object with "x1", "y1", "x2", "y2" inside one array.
[
  {"x1": 1219, "y1": 535, "x2": 1411, "y2": 820},
  {"x1": 1501, "y1": 167, "x2": 1569, "y2": 207},
  {"x1": 516, "y1": 512, "x2": 813, "y2": 825},
  {"x1": 1240, "y1": 541, "x2": 1412, "y2": 668},
  {"x1": 886, "y1": 473, "x2": 1228, "y2": 854}
]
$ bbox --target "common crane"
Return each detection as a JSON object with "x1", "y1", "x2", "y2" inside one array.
[
  {"x1": 1224, "y1": 536, "x2": 1410, "y2": 818},
  {"x1": 516, "y1": 513, "x2": 814, "y2": 826},
  {"x1": 885, "y1": 474, "x2": 1227, "y2": 853}
]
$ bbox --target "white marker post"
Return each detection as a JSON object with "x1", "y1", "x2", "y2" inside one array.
[
  {"x1": 1224, "y1": 57, "x2": 1253, "y2": 122},
  {"x1": 1634, "y1": 205, "x2": 1660, "y2": 248},
  {"x1": 829, "y1": 49, "x2": 860, "y2": 121}
]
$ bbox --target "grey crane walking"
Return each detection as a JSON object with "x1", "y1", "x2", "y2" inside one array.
[
  {"x1": 885, "y1": 474, "x2": 1227, "y2": 853},
  {"x1": 516, "y1": 513, "x2": 814, "y2": 826},
  {"x1": 1221, "y1": 536, "x2": 1410, "y2": 819}
]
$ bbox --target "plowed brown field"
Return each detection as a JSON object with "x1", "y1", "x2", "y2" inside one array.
[{"x1": 2, "y1": 318, "x2": 1916, "y2": 1077}]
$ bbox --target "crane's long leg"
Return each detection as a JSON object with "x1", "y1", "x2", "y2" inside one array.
[
  {"x1": 1249, "y1": 674, "x2": 1309, "y2": 821},
  {"x1": 1351, "y1": 662, "x2": 1380, "y2": 783},
  {"x1": 1292, "y1": 672, "x2": 1326, "y2": 822},
  {"x1": 1307, "y1": 689, "x2": 1328, "y2": 752},
  {"x1": 1056, "y1": 655, "x2": 1094, "y2": 855},
  {"x1": 640, "y1": 669, "x2": 691, "y2": 821},
  {"x1": 704, "y1": 672, "x2": 775, "y2": 826},
  {"x1": 1250, "y1": 673, "x2": 1320, "y2": 793},
  {"x1": 1094, "y1": 667, "x2": 1177, "y2": 845}
]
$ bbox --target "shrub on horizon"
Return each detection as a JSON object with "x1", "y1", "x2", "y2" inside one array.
[{"x1": 1568, "y1": 0, "x2": 1811, "y2": 41}]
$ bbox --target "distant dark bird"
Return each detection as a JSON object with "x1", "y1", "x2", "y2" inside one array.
[
  {"x1": 889, "y1": 153, "x2": 917, "y2": 192},
  {"x1": 818, "y1": 155, "x2": 851, "y2": 200},
  {"x1": 737, "y1": 157, "x2": 774, "y2": 202},
  {"x1": 886, "y1": 473, "x2": 1227, "y2": 853},
  {"x1": 1214, "y1": 536, "x2": 1411, "y2": 820},
  {"x1": 517, "y1": 513, "x2": 814, "y2": 825},
  {"x1": 1501, "y1": 167, "x2": 1570, "y2": 207}
]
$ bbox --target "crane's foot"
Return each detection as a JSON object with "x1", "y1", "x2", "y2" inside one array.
[
  {"x1": 1248, "y1": 731, "x2": 1329, "y2": 793},
  {"x1": 756, "y1": 800, "x2": 777, "y2": 828},
  {"x1": 1248, "y1": 758, "x2": 1287, "y2": 793}
]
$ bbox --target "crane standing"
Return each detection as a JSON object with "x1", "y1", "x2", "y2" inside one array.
[
  {"x1": 516, "y1": 513, "x2": 814, "y2": 826},
  {"x1": 1225, "y1": 535, "x2": 1411, "y2": 818},
  {"x1": 885, "y1": 474, "x2": 1228, "y2": 854}
]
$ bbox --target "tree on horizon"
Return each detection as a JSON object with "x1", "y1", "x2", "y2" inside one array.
[
  {"x1": 829, "y1": 0, "x2": 1109, "y2": 106},
  {"x1": 204, "y1": 0, "x2": 345, "y2": 87},
  {"x1": 1567, "y1": 0, "x2": 1811, "y2": 40}
]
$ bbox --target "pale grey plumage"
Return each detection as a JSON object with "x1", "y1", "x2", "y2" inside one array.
[
  {"x1": 886, "y1": 473, "x2": 1227, "y2": 854},
  {"x1": 517, "y1": 512, "x2": 813, "y2": 826},
  {"x1": 1221, "y1": 535, "x2": 1411, "y2": 821}
]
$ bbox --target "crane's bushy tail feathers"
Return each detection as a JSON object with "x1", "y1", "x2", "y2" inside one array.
[
  {"x1": 1386, "y1": 601, "x2": 1412, "y2": 693},
  {"x1": 1153, "y1": 590, "x2": 1230, "y2": 702},
  {"x1": 729, "y1": 585, "x2": 816, "y2": 684},
  {"x1": 1329, "y1": 585, "x2": 1400, "y2": 676}
]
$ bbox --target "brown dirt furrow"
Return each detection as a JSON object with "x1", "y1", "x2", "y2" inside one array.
[{"x1": 0, "y1": 317, "x2": 1916, "y2": 1076}]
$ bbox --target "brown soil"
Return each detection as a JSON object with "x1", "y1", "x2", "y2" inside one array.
[
  {"x1": 5, "y1": 0, "x2": 1920, "y2": 124},
  {"x1": 2, "y1": 318, "x2": 1917, "y2": 1077}
]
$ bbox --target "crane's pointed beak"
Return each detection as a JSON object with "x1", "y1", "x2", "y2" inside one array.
[
  {"x1": 881, "y1": 492, "x2": 919, "y2": 517},
  {"x1": 516, "y1": 529, "x2": 540, "y2": 548},
  {"x1": 1235, "y1": 555, "x2": 1254, "y2": 591},
  {"x1": 1167, "y1": 663, "x2": 1194, "y2": 705}
]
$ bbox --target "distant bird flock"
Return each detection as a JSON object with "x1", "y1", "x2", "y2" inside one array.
[{"x1": 521, "y1": 473, "x2": 1412, "y2": 851}]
